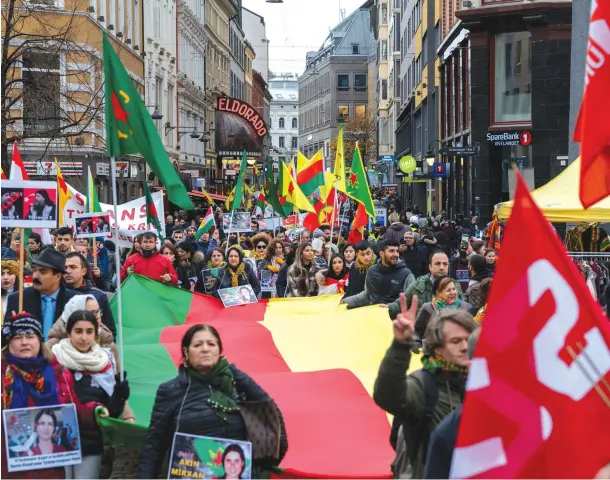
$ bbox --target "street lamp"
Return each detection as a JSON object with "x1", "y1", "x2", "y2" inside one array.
[
  {"x1": 145, "y1": 105, "x2": 163, "y2": 120},
  {"x1": 425, "y1": 150, "x2": 435, "y2": 167}
]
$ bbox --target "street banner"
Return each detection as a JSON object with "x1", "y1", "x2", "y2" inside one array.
[
  {"x1": 74, "y1": 212, "x2": 112, "y2": 239},
  {"x1": 1, "y1": 180, "x2": 58, "y2": 228},
  {"x1": 168, "y1": 433, "x2": 252, "y2": 479},
  {"x1": 61, "y1": 183, "x2": 165, "y2": 248},
  {"x1": 2, "y1": 404, "x2": 81, "y2": 472},
  {"x1": 218, "y1": 285, "x2": 258, "y2": 308}
]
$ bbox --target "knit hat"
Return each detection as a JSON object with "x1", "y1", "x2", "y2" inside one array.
[
  {"x1": 1, "y1": 312, "x2": 43, "y2": 347},
  {"x1": 1, "y1": 260, "x2": 19, "y2": 277}
]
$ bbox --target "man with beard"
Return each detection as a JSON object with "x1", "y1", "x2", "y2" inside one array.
[
  {"x1": 55, "y1": 226, "x2": 75, "y2": 255},
  {"x1": 342, "y1": 241, "x2": 414, "y2": 309},
  {"x1": 27, "y1": 190, "x2": 56, "y2": 220},
  {"x1": 3, "y1": 249, "x2": 77, "y2": 339},
  {"x1": 120, "y1": 231, "x2": 178, "y2": 284},
  {"x1": 63, "y1": 252, "x2": 116, "y2": 336}
]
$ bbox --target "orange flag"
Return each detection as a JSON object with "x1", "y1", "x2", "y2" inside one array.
[{"x1": 55, "y1": 158, "x2": 72, "y2": 225}]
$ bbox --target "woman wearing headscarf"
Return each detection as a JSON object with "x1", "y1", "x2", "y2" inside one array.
[
  {"x1": 1, "y1": 312, "x2": 97, "y2": 479},
  {"x1": 413, "y1": 275, "x2": 471, "y2": 350},
  {"x1": 287, "y1": 243, "x2": 320, "y2": 297},
  {"x1": 1, "y1": 260, "x2": 19, "y2": 318},
  {"x1": 138, "y1": 324, "x2": 287, "y2": 478},
  {"x1": 316, "y1": 254, "x2": 350, "y2": 296},
  {"x1": 52, "y1": 310, "x2": 130, "y2": 479},
  {"x1": 215, "y1": 246, "x2": 261, "y2": 297}
]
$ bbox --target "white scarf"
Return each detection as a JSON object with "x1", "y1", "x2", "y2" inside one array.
[{"x1": 52, "y1": 339, "x2": 116, "y2": 396}]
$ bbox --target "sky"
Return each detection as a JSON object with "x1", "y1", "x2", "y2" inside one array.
[{"x1": 242, "y1": 0, "x2": 368, "y2": 76}]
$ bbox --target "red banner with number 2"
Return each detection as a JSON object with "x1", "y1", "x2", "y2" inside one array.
[{"x1": 451, "y1": 173, "x2": 610, "y2": 478}]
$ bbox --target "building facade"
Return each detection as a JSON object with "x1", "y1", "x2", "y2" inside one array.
[
  {"x1": 2, "y1": 0, "x2": 146, "y2": 203},
  {"x1": 229, "y1": 2, "x2": 246, "y2": 101},
  {"x1": 244, "y1": 40, "x2": 255, "y2": 105},
  {"x1": 242, "y1": 7, "x2": 269, "y2": 85},
  {"x1": 298, "y1": 6, "x2": 374, "y2": 171},
  {"x1": 438, "y1": 0, "x2": 572, "y2": 222},
  {"x1": 269, "y1": 73, "x2": 299, "y2": 166}
]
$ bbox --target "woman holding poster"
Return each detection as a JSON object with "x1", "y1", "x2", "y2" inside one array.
[
  {"x1": 1, "y1": 312, "x2": 96, "y2": 479},
  {"x1": 52, "y1": 310, "x2": 130, "y2": 479}
]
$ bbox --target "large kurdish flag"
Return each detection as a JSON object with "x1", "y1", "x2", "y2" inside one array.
[{"x1": 106, "y1": 275, "x2": 421, "y2": 478}]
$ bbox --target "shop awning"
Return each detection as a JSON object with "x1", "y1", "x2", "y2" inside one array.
[{"x1": 497, "y1": 157, "x2": 610, "y2": 222}]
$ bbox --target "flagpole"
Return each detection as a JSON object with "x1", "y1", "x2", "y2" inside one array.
[
  {"x1": 18, "y1": 229, "x2": 25, "y2": 312},
  {"x1": 110, "y1": 156, "x2": 125, "y2": 382},
  {"x1": 328, "y1": 191, "x2": 339, "y2": 263}
]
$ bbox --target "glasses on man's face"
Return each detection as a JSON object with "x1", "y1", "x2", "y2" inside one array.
[{"x1": 256, "y1": 244, "x2": 266, "y2": 250}]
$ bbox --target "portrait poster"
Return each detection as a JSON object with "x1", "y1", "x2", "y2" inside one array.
[
  {"x1": 218, "y1": 285, "x2": 258, "y2": 308},
  {"x1": 223, "y1": 212, "x2": 251, "y2": 232},
  {"x1": 168, "y1": 432, "x2": 252, "y2": 479},
  {"x1": 1, "y1": 180, "x2": 58, "y2": 228},
  {"x1": 74, "y1": 212, "x2": 112, "y2": 239},
  {"x1": 260, "y1": 270, "x2": 277, "y2": 292},
  {"x1": 201, "y1": 268, "x2": 222, "y2": 293},
  {"x1": 2, "y1": 404, "x2": 81, "y2": 472}
]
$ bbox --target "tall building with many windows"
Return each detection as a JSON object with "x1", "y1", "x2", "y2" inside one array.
[{"x1": 269, "y1": 73, "x2": 299, "y2": 166}]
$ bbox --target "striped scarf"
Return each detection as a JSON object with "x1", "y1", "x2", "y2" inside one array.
[{"x1": 228, "y1": 263, "x2": 246, "y2": 287}]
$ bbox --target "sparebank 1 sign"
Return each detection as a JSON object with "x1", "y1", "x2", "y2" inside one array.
[{"x1": 487, "y1": 131, "x2": 533, "y2": 147}]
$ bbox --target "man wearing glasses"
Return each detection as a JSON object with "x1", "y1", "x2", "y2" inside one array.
[{"x1": 62, "y1": 252, "x2": 117, "y2": 336}]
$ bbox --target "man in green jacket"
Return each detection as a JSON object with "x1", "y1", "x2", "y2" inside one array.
[
  {"x1": 387, "y1": 251, "x2": 462, "y2": 319},
  {"x1": 373, "y1": 294, "x2": 476, "y2": 479}
]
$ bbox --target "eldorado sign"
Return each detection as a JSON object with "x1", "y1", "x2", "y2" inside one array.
[
  {"x1": 216, "y1": 97, "x2": 268, "y2": 137},
  {"x1": 62, "y1": 183, "x2": 165, "y2": 247}
]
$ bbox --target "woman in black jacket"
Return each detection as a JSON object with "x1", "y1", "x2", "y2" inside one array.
[
  {"x1": 213, "y1": 246, "x2": 261, "y2": 297},
  {"x1": 138, "y1": 324, "x2": 288, "y2": 478}
]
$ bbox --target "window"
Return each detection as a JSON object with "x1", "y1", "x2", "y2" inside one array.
[
  {"x1": 279, "y1": 136, "x2": 285, "y2": 148},
  {"x1": 381, "y1": 79, "x2": 388, "y2": 100},
  {"x1": 355, "y1": 105, "x2": 366, "y2": 117},
  {"x1": 381, "y1": 4, "x2": 388, "y2": 24},
  {"x1": 291, "y1": 137, "x2": 298, "y2": 149},
  {"x1": 338, "y1": 105, "x2": 349, "y2": 118},
  {"x1": 338, "y1": 74, "x2": 349, "y2": 91},
  {"x1": 279, "y1": 117, "x2": 285, "y2": 128},
  {"x1": 381, "y1": 40, "x2": 388, "y2": 61},
  {"x1": 22, "y1": 51, "x2": 61, "y2": 135},
  {"x1": 292, "y1": 117, "x2": 297, "y2": 128},
  {"x1": 355, "y1": 74, "x2": 367, "y2": 91},
  {"x1": 352, "y1": 44, "x2": 360, "y2": 54},
  {"x1": 494, "y1": 32, "x2": 532, "y2": 123}
]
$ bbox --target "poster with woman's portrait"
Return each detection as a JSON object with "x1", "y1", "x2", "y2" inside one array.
[
  {"x1": 168, "y1": 433, "x2": 252, "y2": 479},
  {"x1": 218, "y1": 285, "x2": 258, "y2": 308},
  {"x1": 0, "y1": 180, "x2": 57, "y2": 228},
  {"x1": 2, "y1": 404, "x2": 81, "y2": 472}
]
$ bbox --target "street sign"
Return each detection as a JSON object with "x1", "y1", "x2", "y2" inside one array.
[
  {"x1": 512, "y1": 156, "x2": 527, "y2": 169},
  {"x1": 439, "y1": 146, "x2": 477, "y2": 156},
  {"x1": 225, "y1": 169, "x2": 236, "y2": 175},
  {"x1": 398, "y1": 155, "x2": 417, "y2": 174},
  {"x1": 432, "y1": 163, "x2": 448, "y2": 178},
  {"x1": 380, "y1": 155, "x2": 395, "y2": 163}
]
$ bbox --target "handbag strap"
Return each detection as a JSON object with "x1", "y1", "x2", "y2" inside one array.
[{"x1": 175, "y1": 374, "x2": 192, "y2": 432}]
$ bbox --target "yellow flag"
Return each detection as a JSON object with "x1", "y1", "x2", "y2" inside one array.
[
  {"x1": 55, "y1": 158, "x2": 72, "y2": 225},
  {"x1": 318, "y1": 172, "x2": 336, "y2": 203},
  {"x1": 280, "y1": 161, "x2": 315, "y2": 213},
  {"x1": 200, "y1": 186, "x2": 215, "y2": 205},
  {"x1": 296, "y1": 152, "x2": 309, "y2": 173},
  {"x1": 334, "y1": 124, "x2": 347, "y2": 193}
]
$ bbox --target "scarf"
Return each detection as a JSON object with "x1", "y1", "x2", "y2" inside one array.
[
  {"x1": 52, "y1": 339, "x2": 115, "y2": 396},
  {"x1": 207, "y1": 260, "x2": 226, "y2": 269},
  {"x1": 355, "y1": 253, "x2": 376, "y2": 274},
  {"x1": 432, "y1": 295, "x2": 461, "y2": 311},
  {"x1": 474, "y1": 304, "x2": 486, "y2": 325},
  {"x1": 188, "y1": 357, "x2": 239, "y2": 421},
  {"x1": 3, "y1": 355, "x2": 59, "y2": 409},
  {"x1": 228, "y1": 263, "x2": 246, "y2": 287},
  {"x1": 422, "y1": 353, "x2": 469, "y2": 377}
]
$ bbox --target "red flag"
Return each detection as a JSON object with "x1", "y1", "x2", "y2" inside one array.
[
  {"x1": 0, "y1": 168, "x2": 6, "y2": 179},
  {"x1": 574, "y1": 1, "x2": 610, "y2": 208},
  {"x1": 9, "y1": 143, "x2": 29, "y2": 180},
  {"x1": 451, "y1": 172, "x2": 610, "y2": 479},
  {"x1": 347, "y1": 203, "x2": 368, "y2": 243}
]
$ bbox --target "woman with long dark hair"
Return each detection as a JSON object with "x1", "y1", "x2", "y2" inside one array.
[
  {"x1": 287, "y1": 243, "x2": 320, "y2": 297},
  {"x1": 316, "y1": 254, "x2": 350, "y2": 295}
]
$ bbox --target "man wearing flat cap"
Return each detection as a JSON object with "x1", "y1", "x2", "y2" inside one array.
[{"x1": 4, "y1": 249, "x2": 78, "y2": 340}]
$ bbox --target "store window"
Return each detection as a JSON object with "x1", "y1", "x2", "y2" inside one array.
[{"x1": 494, "y1": 32, "x2": 532, "y2": 124}]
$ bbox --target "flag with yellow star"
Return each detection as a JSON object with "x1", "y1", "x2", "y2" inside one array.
[
  {"x1": 346, "y1": 143, "x2": 375, "y2": 219},
  {"x1": 103, "y1": 33, "x2": 193, "y2": 210}
]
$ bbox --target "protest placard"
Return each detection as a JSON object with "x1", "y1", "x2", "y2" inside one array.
[
  {"x1": 2, "y1": 404, "x2": 81, "y2": 473},
  {"x1": 201, "y1": 268, "x2": 222, "y2": 293},
  {"x1": 1, "y1": 180, "x2": 58, "y2": 228},
  {"x1": 218, "y1": 285, "x2": 258, "y2": 308},
  {"x1": 74, "y1": 212, "x2": 112, "y2": 239},
  {"x1": 223, "y1": 212, "x2": 251, "y2": 232},
  {"x1": 168, "y1": 433, "x2": 252, "y2": 479}
]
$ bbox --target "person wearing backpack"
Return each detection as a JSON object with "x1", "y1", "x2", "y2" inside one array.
[{"x1": 373, "y1": 294, "x2": 477, "y2": 479}]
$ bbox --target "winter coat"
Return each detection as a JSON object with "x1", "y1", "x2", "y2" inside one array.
[
  {"x1": 463, "y1": 273, "x2": 491, "y2": 309},
  {"x1": 1, "y1": 356, "x2": 99, "y2": 479},
  {"x1": 343, "y1": 263, "x2": 371, "y2": 299},
  {"x1": 70, "y1": 282, "x2": 116, "y2": 336},
  {"x1": 120, "y1": 251, "x2": 178, "y2": 284},
  {"x1": 137, "y1": 365, "x2": 288, "y2": 479},
  {"x1": 276, "y1": 262, "x2": 290, "y2": 298},
  {"x1": 177, "y1": 261, "x2": 203, "y2": 291},
  {"x1": 373, "y1": 342, "x2": 465, "y2": 480},
  {"x1": 400, "y1": 245, "x2": 428, "y2": 278},
  {"x1": 384, "y1": 222, "x2": 411, "y2": 244},
  {"x1": 424, "y1": 406, "x2": 462, "y2": 479},
  {"x1": 413, "y1": 301, "x2": 473, "y2": 348},
  {"x1": 343, "y1": 260, "x2": 414, "y2": 310},
  {"x1": 388, "y1": 274, "x2": 464, "y2": 319},
  {"x1": 214, "y1": 262, "x2": 261, "y2": 297},
  {"x1": 287, "y1": 261, "x2": 320, "y2": 297}
]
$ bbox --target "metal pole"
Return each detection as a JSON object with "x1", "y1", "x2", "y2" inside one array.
[{"x1": 110, "y1": 157, "x2": 125, "y2": 382}]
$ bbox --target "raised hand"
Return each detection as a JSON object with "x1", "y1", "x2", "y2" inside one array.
[{"x1": 393, "y1": 294, "x2": 418, "y2": 343}]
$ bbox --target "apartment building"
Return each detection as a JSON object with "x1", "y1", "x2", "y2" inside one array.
[
  {"x1": 229, "y1": 2, "x2": 246, "y2": 101},
  {"x1": 2, "y1": 0, "x2": 146, "y2": 203},
  {"x1": 269, "y1": 73, "x2": 299, "y2": 166}
]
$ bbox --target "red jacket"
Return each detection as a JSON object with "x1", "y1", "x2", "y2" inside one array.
[
  {"x1": 1, "y1": 356, "x2": 100, "y2": 479},
  {"x1": 120, "y1": 251, "x2": 178, "y2": 284}
]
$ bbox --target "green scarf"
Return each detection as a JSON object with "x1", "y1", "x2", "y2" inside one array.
[
  {"x1": 432, "y1": 295, "x2": 461, "y2": 311},
  {"x1": 422, "y1": 353, "x2": 468, "y2": 377},
  {"x1": 188, "y1": 357, "x2": 239, "y2": 421},
  {"x1": 355, "y1": 253, "x2": 376, "y2": 274}
]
